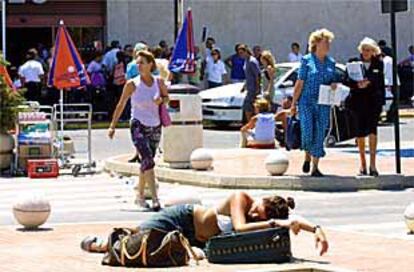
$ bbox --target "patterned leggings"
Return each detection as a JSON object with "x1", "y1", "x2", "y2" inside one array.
[
  {"x1": 299, "y1": 103, "x2": 330, "y2": 158},
  {"x1": 130, "y1": 119, "x2": 161, "y2": 172}
]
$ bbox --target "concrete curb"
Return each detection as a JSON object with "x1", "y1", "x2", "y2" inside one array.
[{"x1": 104, "y1": 154, "x2": 414, "y2": 192}]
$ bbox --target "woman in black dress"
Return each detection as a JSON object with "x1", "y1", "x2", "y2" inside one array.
[{"x1": 345, "y1": 37, "x2": 385, "y2": 177}]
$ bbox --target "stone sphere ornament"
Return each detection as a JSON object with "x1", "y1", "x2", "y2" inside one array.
[
  {"x1": 264, "y1": 151, "x2": 289, "y2": 176},
  {"x1": 13, "y1": 193, "x2": 51, "y2": 229},
  {"x1": 404, "y1": 202, "x2": 414, "y2": 233},
  {"x1": 190, "y1": 148, "x2": 213, "y2": 170}
]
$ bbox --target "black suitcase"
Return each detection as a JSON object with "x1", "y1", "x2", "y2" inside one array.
[{"x1": 205, "y1": 228, "x2": 291, "y2": 264}]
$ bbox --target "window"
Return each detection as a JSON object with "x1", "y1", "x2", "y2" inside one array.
[
  {"x1": 274, "y1": 66, "x2": 291, "y2": 82},
  {"x1": 285, "y1": 71, "x2": 298, "y2": 84}
]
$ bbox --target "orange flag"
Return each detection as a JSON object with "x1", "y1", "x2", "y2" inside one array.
[
  {"x1": 0, "y1": 64, "x2": 16, "y2": 91},
  {"x1": 48, "y1": 21, "x2": 89, "y2": 89}
]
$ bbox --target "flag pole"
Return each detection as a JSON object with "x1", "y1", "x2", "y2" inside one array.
[
  {"x1": 57, "y1": 20, "x2": 65, "y2": 160},
  {"x1": 2, "y1": 0, "x2": 6, "y2": 58},
  {"x1": 60, "y1": 88, "x2": 64, "y2": 157}
]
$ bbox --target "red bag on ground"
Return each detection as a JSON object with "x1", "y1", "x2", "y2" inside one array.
[{"x1": 27, "y1": 159, "x2": 59, "y2": 178}]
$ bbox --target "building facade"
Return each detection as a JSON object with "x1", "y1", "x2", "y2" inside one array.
[
  {"x1": 1, "y1": 0, "x2": 413, "y2": 66},
  {"x1": 107, "y1": 0, "x2": 414, "y2": 63},
  {"x1": 3, "y1": 0, "x2": 106, "y2": 65}
]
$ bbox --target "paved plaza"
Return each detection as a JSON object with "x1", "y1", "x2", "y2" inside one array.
[{"x1": 1, "y1": 175, "x2": 414, "y2": 271}]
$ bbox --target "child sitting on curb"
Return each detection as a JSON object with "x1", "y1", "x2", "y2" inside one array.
[{"x1": 240, "y1": 98, "x2": 276, "y2": 148}]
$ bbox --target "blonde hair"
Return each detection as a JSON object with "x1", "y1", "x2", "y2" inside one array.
[
  {"x1": 357, "y1": 37, "x2": 381, "y2": 56},
  {"x1": 308, "y1": 28, "x2": 335, "y2": 53},
  {"x1": 261, "y1": 50, "x2": 276, "y2": 68},
  {"x1": 156, "y1": 59, "x2": 170, "y2": 81},
  {"x1": 254, "y1": 98, "x2": 270, "y2": 113}
]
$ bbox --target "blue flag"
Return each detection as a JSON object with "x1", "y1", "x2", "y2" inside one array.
[{"x1": 169, "y1": 9, "x2": 195, "y2": 74}]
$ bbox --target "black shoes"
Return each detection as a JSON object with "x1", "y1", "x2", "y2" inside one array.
[
  {"x1": 311, "y1": 168, "x2": 324, "y2": 177},
  {"x1": 369, "y1": 168, "x2": 379, "y2": 177},
  {"x1": 303, "y1": 161, "x2": 323, "y2": 177},
  {"x1": 357, "y1": 168, "x2": 379, "y2": 177},
  {"x1": 128, "y1": 154, "x2": 141, "y2": 163},
  {"x1": 302, "y1": 161, "x2": 311, "y2": 173},
  {"x1": 358, "y1": 169, "x2": 368, "y2": 176}
]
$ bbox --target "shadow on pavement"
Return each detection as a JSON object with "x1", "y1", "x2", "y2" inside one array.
[{"x1": 16, "y1": 227, "x2": 54, "y2": 232}]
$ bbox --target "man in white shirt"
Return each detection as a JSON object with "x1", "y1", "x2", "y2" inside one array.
[
  {"x1": 383, "y1": 54, "x2": 400, "y2": 89},
  {"x1": 288, "y1": 42, "x2": 303, "y2": 62},
  {"x1": 200, "y1": 37, "x2": 216, "y2": 87},
  {"x1": 382, "y1": 50, "x2": 400, "y2": 122},
  {"x1": 18, "y1": 48, "x2": 44, "y2": 102}
]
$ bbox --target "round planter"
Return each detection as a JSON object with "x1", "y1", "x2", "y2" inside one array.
[
  {"x1": 0, "y1": 133, "x2": 15, "y2": 170},
  {"x1": 404, "y1": 202, "x2": 414, "y2": 233},
  {"x1": 190, "y1": 148, "x2": 213, "y2": 170},
  {"x1": 264, "y1": 151, "x2": 289, "y2": 176},
  {"x1": 13, "y1": 193, "x2": 51, "y2": 229}
]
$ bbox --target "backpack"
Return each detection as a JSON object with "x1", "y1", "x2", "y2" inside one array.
[
  {"x1": 113, "y1": 62, "x2": 126, "y2": 86},
  {"x1": 90, "y1": 71, "x2": 106, "y2": 88}
]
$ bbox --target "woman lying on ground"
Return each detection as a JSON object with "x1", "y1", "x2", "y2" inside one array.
[{"x1": 81, "y1": 192, "x2": 329, "y2": 257}]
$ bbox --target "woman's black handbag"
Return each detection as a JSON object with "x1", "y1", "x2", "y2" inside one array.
[
  {"x1": 205, "y1": 228, "x2": 291, "y2": 264},
  {"x1": 329, "y1": 106, "x2": 357, "y2": 143},
  {"x1": 101, "y1": 227, "x2": 199, "y2": 267},
  {"x1": 285, "y1": 116, "x2": 301, "y2": 150}
]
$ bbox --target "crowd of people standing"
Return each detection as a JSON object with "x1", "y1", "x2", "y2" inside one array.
[{"x1": 7, "y1": 37, "x2": 308, "y2": 119}]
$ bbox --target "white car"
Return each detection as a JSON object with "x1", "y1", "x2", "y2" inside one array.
[{"x1": 199, "y1": 62, "x2": 393, "y2": 125}]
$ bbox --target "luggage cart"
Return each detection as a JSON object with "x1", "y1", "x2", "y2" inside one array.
[
  {"x1": 53, "y1": 103, "x2": 96, "y2": 176},
  {"x1": 14, "y1": 102, "x2": 56, "y2": 176}
]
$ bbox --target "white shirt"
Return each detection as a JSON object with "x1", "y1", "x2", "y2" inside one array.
[
  {"x1": 383, "y1": 55, "x2": 400, "y2": 87},
  {"x1": 102, "y1": 48, "x2": 120, "y2": 72},
  {"x1": 288, "y1": 52, "x2": 302, "y2": 62},
  {"x1": 18, "y1": 60, "x2": 44, "y2": 83},
  {"x1": 206, "y1": 59, "x2": 226, "y2": 83},
  {"x1": 205, "y1": 48, "x2": 213, "y2": 63}
]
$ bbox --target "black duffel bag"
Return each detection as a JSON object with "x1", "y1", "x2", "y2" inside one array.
[{"x1": 205, "y1": 228, "x2": 291, "y2": 264}]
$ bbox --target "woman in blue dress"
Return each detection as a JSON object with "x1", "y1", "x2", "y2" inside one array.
[{"x1": 291, "y1": 29, "x2": 339, "y2": 177}]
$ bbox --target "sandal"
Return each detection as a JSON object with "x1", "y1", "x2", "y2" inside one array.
[
  {"x1": 135, "y1": 197, "x2": 150, "y2": 210},
  {"x1": 80, "y1": 236, "x2": 106, "y2": 253},
  {"x1": 152, "y1": 198, "x2": 162, "y2": 212}
]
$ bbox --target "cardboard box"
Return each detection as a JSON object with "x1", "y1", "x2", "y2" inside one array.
[{"x1": 18, "y1": 145, "x2": 52, "y2": 170}]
